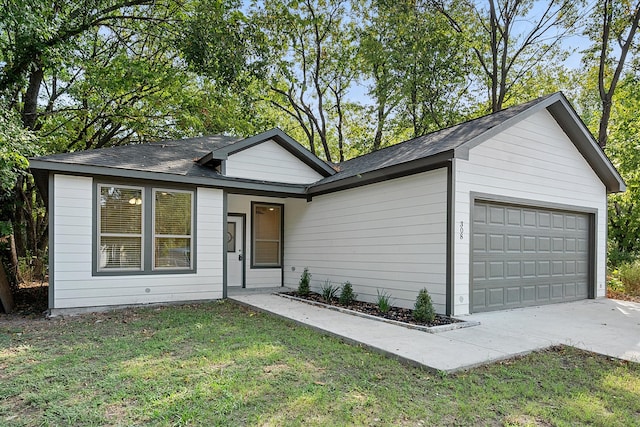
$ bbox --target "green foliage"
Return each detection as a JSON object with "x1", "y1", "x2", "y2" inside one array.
[
  {"x1": 618, "y1": 261, "x2": 640, "y2": 296},
  {"x1": 413, "y1": 288, "x2": 435, "y2": 323},
  {"x1": 608, "y1": 245, "x2": 638, "y2": 270},
  {"x1": 603, "y1": 75, "x2": 640, "y2": 264},
  {"x1": 320, "y1": 280, "x2": 339, "y2": 303},
  {"x1": 607, "y1": 270, "x2": 625, "y2": 293},
  {"x1": 3, "y1": 304, "x2": 640, "y2": 426},
  {"x1": 298, "y1": 267, "x2": 311, "y2": 296},
  {"x1": 0, "y1": 105, "x2": 39, "y2": 191},
  {"x1": 376, "y1": 289, "x2": 392, "y2": 314},
  {"x1": 339, "y1": 281, "x2": 357, "y2": 305}
]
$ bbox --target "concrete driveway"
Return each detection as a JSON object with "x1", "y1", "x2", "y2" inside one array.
[{"x1": 230, "y1": 292, "x2": 640, "y2": 372}]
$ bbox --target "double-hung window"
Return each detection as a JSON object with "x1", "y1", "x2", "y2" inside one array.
[
  {"x1": 97, "y1": 185, "x2": 144, "y2": 271},
  {"x1": 153, "y1": 189, "x2": 193, "y2": 269},
  {"x1": 96, "y1": 183, "x2": 194, "y2": 274}
]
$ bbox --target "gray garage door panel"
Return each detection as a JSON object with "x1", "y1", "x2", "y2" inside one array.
[{"x1": 471, "y1": 202, "x2": 590, "y2": 312}]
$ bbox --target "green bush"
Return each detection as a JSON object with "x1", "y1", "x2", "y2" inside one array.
[
  {"x1": 320, "y1": 280, "x2": 339, "y2": 303},
  {"x1": 607, "y1": 271, "x2": 625, "y2": 293},
  {"x1": 298, "y1": 268, "x2": 311, "y2": 296},
  {"x1": 376, "y1": 289, "x2": 392, "y2": 313},
  {"x1": 413, "y1": 288, "x2": 435, "y2": 323},
  {"x1": 607, "y1": 246, "x2": 638, "y2": 270},
  {"x1": 618, "y1": 261, "x2": 640, "y2": 296},
  {"x1": 339, "y1": 281, "x2": 357, "y2": 305}
]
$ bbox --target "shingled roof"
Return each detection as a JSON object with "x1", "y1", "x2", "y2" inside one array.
[
  {"x1": 29, "y1": 92, "x2": 625, "y2": 195},
  {"x1": 32, "y1": 134, "x2": 240, "y2": 178}
]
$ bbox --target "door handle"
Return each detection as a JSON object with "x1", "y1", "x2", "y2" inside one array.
[{"x1": 238, "y1": 254, "x2": 243, "y2": 261}]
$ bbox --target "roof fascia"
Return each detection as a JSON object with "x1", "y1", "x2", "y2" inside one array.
[
  {"x1": 196, "y1": 151, "x2": 227, "y2": 165},
  {"x1": 211, "y1": 128, "x2": 336, "y2": 177},
  {"x1": 28, "y1": 160, "x2": 308, "y2": 197},
  {"x1": 308, "y1": 150, "x2": 454, "y2": 197}
]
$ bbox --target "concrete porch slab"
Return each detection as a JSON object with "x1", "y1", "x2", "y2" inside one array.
[{"x1": 229, "y1": 293, "x2": 640, "y2": 372}]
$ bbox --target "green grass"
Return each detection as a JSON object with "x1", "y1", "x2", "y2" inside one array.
[{"x1": 1, "y1": 301, "x2": 639, "y2": 426}]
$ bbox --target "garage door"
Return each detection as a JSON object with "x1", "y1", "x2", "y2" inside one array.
[{"x1": 471, "y1": 201, "x2": 591, "y2": 312}]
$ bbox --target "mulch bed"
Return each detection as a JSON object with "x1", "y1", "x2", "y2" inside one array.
[{"x1": 283, "y1": 291, "x2": 461, "y2": 327}]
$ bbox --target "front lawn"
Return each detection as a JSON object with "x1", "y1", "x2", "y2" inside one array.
[{"x1": 1, "y1": 301, "x2": 639, "y2": 426}]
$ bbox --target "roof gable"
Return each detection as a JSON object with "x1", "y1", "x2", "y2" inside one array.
[
  {"x1": 309, "y1": 92, "x2": 625, "y2": 195},
  {"x1": 197, "y1": 128, "x2": 335, "y2": 177}
]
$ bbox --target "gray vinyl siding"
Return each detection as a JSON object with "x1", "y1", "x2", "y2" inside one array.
[{"x1": 284, "y1": 169, "x2": 448, "y2": 313}]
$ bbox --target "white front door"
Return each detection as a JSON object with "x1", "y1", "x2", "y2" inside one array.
[{"x1": 227, "y1": 215, "x2": 244, "y2": 287}]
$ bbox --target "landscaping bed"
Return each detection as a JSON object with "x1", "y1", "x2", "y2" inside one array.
[{"x1": 281, "y1": 291, "x2": 470, "y2": 332}]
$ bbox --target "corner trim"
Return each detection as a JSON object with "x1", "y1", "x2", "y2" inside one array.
[
  {"x1": 446, "y1": 161, "x2": 454, "y2": 316},
  {"x1": 48, "y1": 173, "x2": 55, "y2": 309},
  {"x1": 222, "y1": 191, "x2": 228, "y2": 298}
]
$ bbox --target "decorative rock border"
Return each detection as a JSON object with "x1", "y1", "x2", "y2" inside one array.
[{"x1": 277, "y1": 293, "x2": 480, "y2": 333}]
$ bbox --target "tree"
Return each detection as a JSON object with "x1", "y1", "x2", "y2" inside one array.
[
  {"x1": 602, "y1": 75, "x2": 640, "y2": 265},
  {"x1": 0, "y1": 103, "x2": 39, "y2": 311},
  {"x1": 431, "y1": 0, "x2": 581, "y2": 112},
  {"x1": 359, "y1": 0, "x2": 471, "y2": 149},
  {"x1": 249, "y1": 0, "x2": 360, "y2": 163},
  {"x1": 0, "y1": 0, "x2": 260, "y2": 287},
  {"x1": 584, "y1": 0, "x2": 640, "y2": 148}
]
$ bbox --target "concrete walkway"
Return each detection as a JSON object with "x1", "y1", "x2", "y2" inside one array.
[{"x1": 230, "y1": 292, "x2": 640, "y2": 372}]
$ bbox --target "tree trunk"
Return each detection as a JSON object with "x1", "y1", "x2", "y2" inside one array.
[
  {"x1": 0, "y1": 260, "x2": 15, "y2": 314},
  {"x1": 9, "y1": 234, "x2": 21, "y2": 286},
  {"x1": 22, "y1": 63, "x2": 44, "y2": 130}
]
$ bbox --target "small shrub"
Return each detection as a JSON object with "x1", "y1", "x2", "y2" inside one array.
[
  {"x1": 320, "y1": 280, "x2": 339, "y2": 303},
  {"x1": 413, "y1": 288, "x2": 435, "y2": 323},
  {"x1": 298, "y1": 268, "x2": 311, "y2": 296},
  {"x1": 339, "y1": 281, "x2": 357, "y2": 305},
  {"x1": 607, "y1": 271, "x2": 625, "y2": 292},
  {"x1": 376, "y1": 289, "x2": 392, "y2": 313},
  {"x1": 618, "y1": 261, "x2": 640, "y2": 296}
]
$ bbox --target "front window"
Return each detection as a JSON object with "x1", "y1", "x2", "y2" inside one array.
[
  {"x1": 154, "y1": 189, "x2": 193, "y2": 269},
  {"x1": 95, "y1": 183, "x2": 195, "y2": 275},
  {"x1": 98, "y1": 185, "x2": 144, "y2": 271},
  {"x1": 252, "y1": 203, "x2": 282, "y2": 267}
]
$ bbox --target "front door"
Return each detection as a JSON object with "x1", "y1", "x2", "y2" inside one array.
[{"x1": 227, "y1": 215, "x2": 245, "y2": 287}]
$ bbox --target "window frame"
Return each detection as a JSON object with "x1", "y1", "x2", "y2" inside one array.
[
  {"x1": 96, "y1": 183, "x2": 145, "y2": 273},
  {"x1": 251, "y1": 202, "x2": 284, "y2": 269},
  {"x1": 152, "y1": 188, "x2": 195, "y2": 271},
  {"x1": 93, "y1": 181, "x2": 197, "y2": 276}
]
